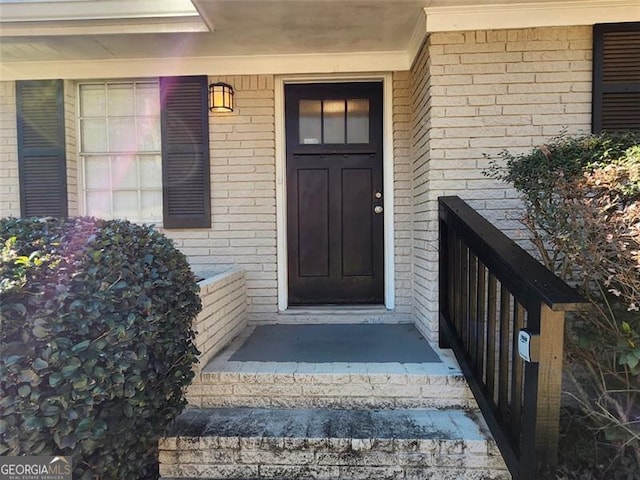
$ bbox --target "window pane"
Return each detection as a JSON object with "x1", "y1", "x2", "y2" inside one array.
[
  {"x1": 81, "y1": 119, "x2": 107, "y2": 152},
  {"x1": 139, "y1": 155, "x2": 162, "y2": 188},
  {"x1": 80, "y1": 84, "x2": 105, "y2": 117},
  {"x1": 107, "y1": 84, "x2": 134, "y2": 116},
  {"x1": 108, "y1": 118, "x2": 135, "y2": 152},
  {"x1": 113, "y1": 191, "x2": 139, "y2": 221},
  {"x1": 135, "y1": 83, "x2": 159, "y2": 116},
  {"x1": 85, "y1": 156, "x2": 110, "y2": 189},
  {"x1": 111, "y1": 156, "x2": 138, "y2": 189},
  {"x1": 299, "y1": 100, "x2": 321, "y2": 144},
  {"x1": 140, "y1": 191, "x2": 162, "y2": 222},
  {"x1": 136, "y1": 117, "x2": 161, "y2": 151},
  {"x1": 347, "y1": 99, "x2": 369, "y2": 144},
  {"x1": 86, "y1": 191, "x2": 111, "y2": 218},
  {"x1": 323, "y1": 100, "x2": 345, "y2": 144}
]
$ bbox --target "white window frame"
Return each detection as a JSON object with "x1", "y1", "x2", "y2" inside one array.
[{"x1": 77, "y1": 79, "x2": 162, "y2": 224}]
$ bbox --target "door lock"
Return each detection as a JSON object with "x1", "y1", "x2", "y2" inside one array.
[
  {"x1": 374, "y1": 191, "x2": 382, "y2": 199},
  {"x1": 374, "y1": 206, "x2": 384, "y2": 214}
]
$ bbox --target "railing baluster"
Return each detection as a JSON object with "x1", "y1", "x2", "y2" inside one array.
[
  {"x1": 476, "y1": 260, "x2": 486, "y2": 381},
  {"x1": 468, "y1": 252, "x2": 478, "y2": 370},
  {"x1": 499, "y1": 287, "x2": 511, "y2": 420},
  {"x1": 460, "y1": 241, "x2": 469, "y2": 349},
  {"x1": 511, "y1": 302, "x2": 525, "y2": 443},
  {"x1": 486, "y1": 273, "x2": 497, "y2": 402},
  {"x1": 447, "y1": 225, "x2": 455, "y2": 325}
]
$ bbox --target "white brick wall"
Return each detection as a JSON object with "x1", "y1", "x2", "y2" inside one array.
[
  {"x1": 0, "y1": 81, "x2": 20, "y2": 217},
  {"x1": 410, "y1": 26, "x2": 592, "y2": 339},
  {"x1": 163, "y1": 75, "x2": 278, "y2": 322},
  {"x1": 63, "y1": 80, "x2": 78, "y2": 216},
  {"x1": 192, "y1": 269, "x2": 247, "y2": 374},
  {"x1": 392, "y1": 71, "x2": 413, "y2": 315}
]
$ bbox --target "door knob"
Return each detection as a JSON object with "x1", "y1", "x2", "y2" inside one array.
[{"x1": 374, "y1": 206, "x2": 383, "y2": 214}]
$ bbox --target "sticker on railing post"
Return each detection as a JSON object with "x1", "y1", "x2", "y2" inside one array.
[{"x1": 518, "y1": 329, "x2": 540, "y2": 363}]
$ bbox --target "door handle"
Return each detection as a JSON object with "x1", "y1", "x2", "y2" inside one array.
[{"x1": 374, "y1": 206, "x2": 383, "y2": 214}]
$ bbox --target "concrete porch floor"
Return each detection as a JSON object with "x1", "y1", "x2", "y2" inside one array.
[{"x1": 202, "y1": 323, "x2": 462, "y2": 378}]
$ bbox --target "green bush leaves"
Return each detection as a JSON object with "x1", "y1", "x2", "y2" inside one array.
[{"x1": 0, "y1": 217, "x2": 201, "y2": 479}]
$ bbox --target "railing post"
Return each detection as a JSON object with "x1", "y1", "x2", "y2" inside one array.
[{"x1": 534, "y1": 303, "x2": 566, "y2": 471}]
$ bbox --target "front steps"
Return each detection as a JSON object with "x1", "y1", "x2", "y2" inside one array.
[
  {"x1": 162, "y1": 324, "x2": 510, "y2": 479},
  {"x1": 185, "y1": 326, "x2": 476, "y2": 410},
  {"x1": 159, "y1": 407, "x2": 509, "y2": 480}
]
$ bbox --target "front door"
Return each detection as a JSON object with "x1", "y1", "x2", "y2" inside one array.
[{"x1": 285, "y1": 82, "x2": 384, "y2": 305}]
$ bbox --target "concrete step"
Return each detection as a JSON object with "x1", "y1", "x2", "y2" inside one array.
[
  {"x1": 186, "y1": 326, "x2": 477, "y2": 410},
  {"x1": 159, "y1": 407, "x2": 510, "y2": 480}
]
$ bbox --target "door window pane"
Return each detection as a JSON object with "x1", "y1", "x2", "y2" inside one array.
[
  {"x1": 299, "y1": 100, "x2": 321, "y2": 144},
  {"x1": 347, "y1": 99, "x2": 369, "y2": 144},
  {"x1": 323, "y1": 100, "x2": 345, "y2": 144}
]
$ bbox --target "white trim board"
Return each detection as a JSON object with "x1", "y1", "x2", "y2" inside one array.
[
  {"x1": 275, "y1": 73, "x2": 395, "y2": 312},
  {"x1": 424, "y1": 0, "x2": 640, "y2": 33},
  {"x1": 0, "y1": 52, "x2": 409, "y2": 82}
]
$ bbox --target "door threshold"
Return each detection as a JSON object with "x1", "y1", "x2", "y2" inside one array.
[{"x1": 282, "y1": 305, "x2": 390, "y2": 315}]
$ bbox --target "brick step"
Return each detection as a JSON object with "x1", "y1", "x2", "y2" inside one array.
[
  {"x1": 187, "y1": 364, "x2": 476, "y2": 410},
  {"x1": 159, "y1": 407, "x2": 510, "y2": 480}
]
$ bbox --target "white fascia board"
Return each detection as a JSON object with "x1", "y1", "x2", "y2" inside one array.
[
  {"x1": 424, "y1": 0, "x2": 640, "y2": 32},
  {"x1": 0, "y1": 17, "x2": 209, "y2": 36},
  {"x1": 0, "y1": 51, "x2": 410, "y2": 81},
  {"x1": 0, "y1": 0, "x2": 198, "y2": 22}
]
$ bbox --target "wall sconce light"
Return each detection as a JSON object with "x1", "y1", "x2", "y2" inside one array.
[{"x1": 209, "y1": 82, "x2": 234, "y2": 112}]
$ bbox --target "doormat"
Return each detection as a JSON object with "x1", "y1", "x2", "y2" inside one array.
[{"x1": 229, "y1": 324, "x2": 442, "y2": 363}]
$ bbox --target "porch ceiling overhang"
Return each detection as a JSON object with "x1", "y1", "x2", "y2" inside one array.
[{"x1": 0, "y1": 0, "x2": 638, "y2": 81}]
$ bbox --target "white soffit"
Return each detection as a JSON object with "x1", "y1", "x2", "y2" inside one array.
[
  {"x1": 423, "y1": 0, "x2": 640, "y2": 32},
  {"x1": 0, "y1": 0, "x2": 207, "y2": 35}
]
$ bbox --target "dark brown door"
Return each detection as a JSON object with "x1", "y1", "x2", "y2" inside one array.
[{"x1": 286, "y1": 82, "x2": 384, "y2": 305}]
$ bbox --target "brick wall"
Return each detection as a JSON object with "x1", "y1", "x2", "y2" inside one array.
[
  {"x1": 392, "y1": 71, "x2": 413, "y2": 315},
  {"x1": 0, "y1": 81, "x2": 20, "y2": 217},
  {"x1": 193, "y1": 269, "x2": 247, "y2": 374},
  {"x1": 410, "y1": 26, "x2": 593, "y2": 339},
  {"x1": 163, "y1": 75, "x2": 277, "y2": 322},
  {"x1": 63, "y1": 80, "x2": 78, "y2": 216}
]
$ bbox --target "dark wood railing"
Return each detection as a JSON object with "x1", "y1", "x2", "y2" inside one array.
[{"x1": 438, "y1": 196, "x2": 588, "y2": 480}]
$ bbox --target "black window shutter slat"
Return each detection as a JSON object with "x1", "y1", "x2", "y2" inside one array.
[
  {"x1": 160, "y1": 76, "x2": 211, "y2": 228},
  {"x1": 16, "y1": 80, "x2": 67, "y2": 217},
  {"x1": 593, "y1": 22, "x2": 640, "y2": 133}
]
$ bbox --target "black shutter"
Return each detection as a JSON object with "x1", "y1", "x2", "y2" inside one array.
[
  {"x1": 593, "y1": 22, "x2": 640, "y2": 133},
  {"x1": 16, "y1": 80, "x2": 68, "y2": 217},
  {"x1": 160, "y1": 76, "x2": 211, "y2": 228}
]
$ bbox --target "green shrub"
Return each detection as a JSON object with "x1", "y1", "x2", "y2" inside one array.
[
  {"x1": 486, "y1": 132, "x2": 640, "y2": 475},
  {"x1": 0, "y1": 217, "x2": 201, "y2": 479}
]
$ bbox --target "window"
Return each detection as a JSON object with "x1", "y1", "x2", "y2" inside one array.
[
  {"x1": 592, "y1": 22, "x2": 640, "y2": 133},
  {"x1": 298, "y1": 98, "x2": 370, "y2": 145},
  {"x1": 79, "y1": 81, "x2": 162, "y2": 223}
]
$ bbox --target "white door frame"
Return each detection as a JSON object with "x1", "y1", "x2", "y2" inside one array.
[{"x1": 275, "y1": 73, "x2": 395, "y2": 311}]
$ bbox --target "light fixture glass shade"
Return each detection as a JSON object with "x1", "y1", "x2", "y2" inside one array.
[{"x1": 208, "y1": 82, "x2": 234, "y2": 112}]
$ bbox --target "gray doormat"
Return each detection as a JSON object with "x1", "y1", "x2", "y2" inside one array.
[{"x1": 229, "y1": 324, "x2": 441, "y2": 363}]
